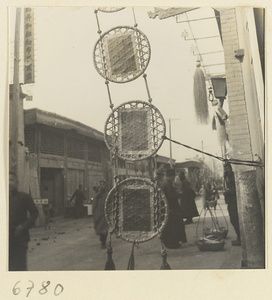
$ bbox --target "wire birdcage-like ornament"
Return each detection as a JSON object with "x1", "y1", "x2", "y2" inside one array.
[
  {"x1": 104, "y1": 100, "x2": 166, "y2": 161},
  {"x1": 105, "y1": 177, "x2": 168, "y2": 243},
  {"x1": 93, "y1": 26, "x2": 151, "y2": 83}
]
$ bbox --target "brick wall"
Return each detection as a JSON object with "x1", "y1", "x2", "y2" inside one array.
[{"x1": 220, "y1": 8, "x2": 253, "y2": 162}]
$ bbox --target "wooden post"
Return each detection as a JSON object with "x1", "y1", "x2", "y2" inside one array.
[
  {"x1": 10, "y1": 8, "x2": 21, "y2": 176},
  {"x1": 201, "y1": 140, "x2": 205, "y2": 181},
  {"x1": 169, "y1": 118, "x2": 173, "y2": 168},
  {"x1": 236, "y1": 170, "x2": 264, "y2": 268}
]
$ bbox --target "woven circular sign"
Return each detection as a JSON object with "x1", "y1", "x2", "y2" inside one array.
[
  {"x1": 104, "y1": 100, "x2": 166, "y2": 161},
  {"x1": 93, "y1": 26, "x2": 151, "y2": 83},
  {"x1": 105, "y1": 178, "x2": 168, "y2": 243},
  {"x1": 97, "y1": 7, "x2": 125, "y2": 13}
]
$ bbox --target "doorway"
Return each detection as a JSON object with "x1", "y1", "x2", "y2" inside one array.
[{"x1": 40, "y1": 168, "x2": 64, "y2": 217}]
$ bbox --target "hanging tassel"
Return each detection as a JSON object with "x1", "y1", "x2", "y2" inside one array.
[
  {"x1": 160, "y1": 249, "x2": 171, "y2": 270},
  {"x1": 127, "y1": 242, "x2": 135, "y2": 270},
  {"x1": 193, "y1": 60, "x2": 209, "y2": 125},
  {"x1": 104, "y1": 235, "x2": 116, "y2": 270}
]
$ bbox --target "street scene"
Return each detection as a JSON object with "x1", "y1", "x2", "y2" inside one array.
[
  {"x1": 27, "y1": 195, "x2": 241, "y2": 271},
  {"x1": 7, "y1": 5, "x2": 265, "y2": 278}
]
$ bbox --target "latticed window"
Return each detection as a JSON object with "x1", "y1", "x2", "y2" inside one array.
[
  {"x1": 88, "y1": 141, "x2": 101, "y2": 162},
  {"x1": 118, "y1": 158, "x2": 126, "y2": 169},
  {"x1": 67, "y1": 136, "x2": 85, "y2": 159},
  {"x1": 40, "y1": 127, "x2": 64, "y2": 156},
  {"x1": 24, "y1": 126, "x2": 35, "y2": 153}
]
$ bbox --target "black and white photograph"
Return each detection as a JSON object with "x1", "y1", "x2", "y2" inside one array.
[{"x1": 1, "y1": 1, "x2": 271, "y2": 299}]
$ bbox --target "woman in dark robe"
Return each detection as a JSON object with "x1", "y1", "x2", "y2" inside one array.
[
  {"x1": 161, "y1": 169, "x2": 187, "y2": 249},
  {"x1": 178, "y1": 171, "x2": 199, "y2": 224},
  {"x1": 93, "y1": 180, "x2": 109, "y2": 249}
]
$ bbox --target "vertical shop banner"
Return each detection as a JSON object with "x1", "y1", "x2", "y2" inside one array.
[{"x1": 24, "y1": 7, "x2": 35, "y2": 83}]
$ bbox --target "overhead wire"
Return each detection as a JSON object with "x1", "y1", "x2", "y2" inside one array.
[{"x1": 162, "y1": 135, "x2": 264, "y2": 168}]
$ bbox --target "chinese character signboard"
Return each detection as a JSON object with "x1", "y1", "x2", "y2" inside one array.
[
  {"x1": 34, "y1": 198, "x2": 48, "y2": 205},
  {"x1": 24, "y1": 8, "x2": 35, "y2": 84}
]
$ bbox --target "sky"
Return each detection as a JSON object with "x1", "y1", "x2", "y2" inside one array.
[{"x1": 9, "y1": 6, "x2": 227, "y2": 165}]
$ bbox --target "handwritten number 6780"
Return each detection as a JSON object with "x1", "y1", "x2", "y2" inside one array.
[{"x1": 12, "y1": 281, "x2": 64, "y2": 297}]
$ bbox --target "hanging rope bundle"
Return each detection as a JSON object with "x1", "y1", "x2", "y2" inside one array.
[{"x1": 193, "y1": 60, "x2": 209, "y2": 125}]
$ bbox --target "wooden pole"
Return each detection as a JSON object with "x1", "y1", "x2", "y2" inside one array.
[
  {"x1": 10, "y1": 8, "x2": 21, "y2": 176},
  {"x1": 201, "y1": 140, "x2": 205, "y2": 181},
  {"x1": 169, "y1": 118, "x2": 173, "y2": 168},
  {"x1": 237, "y1": 170, "x2": 264, "y2": 268}
]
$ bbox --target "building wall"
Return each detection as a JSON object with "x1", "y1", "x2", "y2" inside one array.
[
  {"x1": 220, "y1": 8, "x2": 252, "y2": 162},
  {"x1": 219, "y1": 8, "x2": 265, "y2": 267},
  {"x1": 220, "y1": 7, "x2": 264, "y2": 164},
  {"x1": 25, "y1": 122, "x2": 153, "y2": 216},
  {"x1": 220, "y1": 8, "x2": 264, "y2": 207},
  {"x1": 25, "y1": 124, "x2": 111, "y2": 216}
]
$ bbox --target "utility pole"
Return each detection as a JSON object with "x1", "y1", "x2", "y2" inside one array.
[
  {"x1": 201, "y1": 140, "x2": 205, "y2": 181},
  {"x1": 10, "y1": 8, "x2": 22, "y2": 176}
]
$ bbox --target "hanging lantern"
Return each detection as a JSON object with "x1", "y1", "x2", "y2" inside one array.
[
  {"x1": 193, "y1": 60, "x2": 209, "y2": 125},
  {"x1": 211, "y1": 77, "x2": 227, "y2": 99}
]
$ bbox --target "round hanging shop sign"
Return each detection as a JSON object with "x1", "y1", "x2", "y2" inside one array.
[
  {"x1": 104, "y1": 100, "x2": 166, "y2": 161},
  {"x1": 97, "y1": 7, "x2": 125, "y2": 13},
  {"x1": 105, "y1": 177, "x2": 169, "y2": 243},
  {"x1": 93, "y1": 26, "x2": 151, "y2": 83}
]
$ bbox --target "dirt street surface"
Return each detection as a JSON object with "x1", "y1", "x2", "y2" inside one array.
[{"x1": 27, "y1": 196, "x2": 242, "y2": 271}]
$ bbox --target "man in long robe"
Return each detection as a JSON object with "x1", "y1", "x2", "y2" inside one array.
[
  {"x1": 70, "y1": 184, "x2": 86, "y2": 219},
  {"x1": 223, "y1": 162, "x2": 241, "y2": 246},
  {"x1": 161, "y1": 169, "x2": 187, "y2": 249},
  {"x1": 93, "y1": 180, "x2": 108, "y2": 249},
  {"x1": 9, "y1": 172, "x2": 38, "y2": 271}
]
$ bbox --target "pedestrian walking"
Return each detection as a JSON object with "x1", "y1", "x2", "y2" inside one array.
[
  {"x1": 93, "y1": 180, "x2": 108, "y2": 249},
  {"x1": 199, "y1": 183, "x2": 206, "y2": 208},
  {"x1": 178, "y1": 171, "x2": 199, "y2": 224},
  {"x1": 9, "y1": 172, "x2": 38, "y2": 271},
  {"x1": 210, "y1": 180, "x2": 219, "y2": 210},
  {"x1": 204, "y1": 181, "x2": 217, "y2": 210},
  {"x1": 70, "y1": 184, "x2": 86, "y2": 219},
  {"x1": 223, "y1": 162, "x2": 241, "y2": 246},
  {"x1": 161, "y1": 169, "x2": 187, "y2": 249}
]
